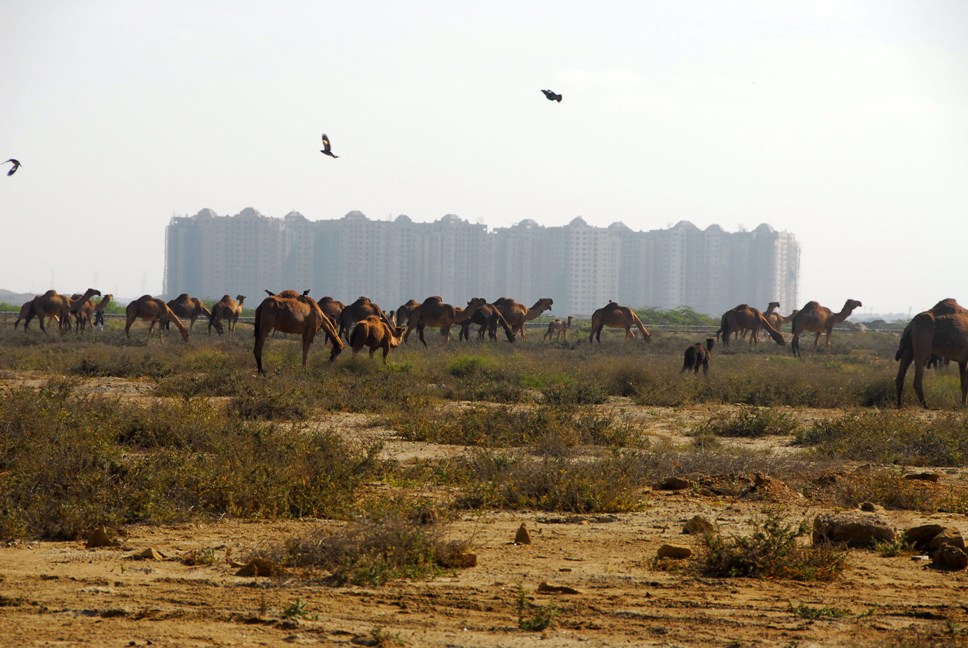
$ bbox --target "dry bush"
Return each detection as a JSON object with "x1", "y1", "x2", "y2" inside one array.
[
  {"x1": 0, "y1": 380, "x2": 377, "y2": 539},
  {"x1": 272, "y1": 509, "x2": 468, "y2": 586},
  {"x1": 455, "y1": 448, "x2": 649, "y2": 512},
  {"x1": 797, "y1": 410, "x2": 968, "y2": 466}
]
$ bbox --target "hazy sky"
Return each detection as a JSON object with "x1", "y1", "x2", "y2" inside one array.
[{"x1": 2, "y1": 1, "x2": 966, "y2": 315}]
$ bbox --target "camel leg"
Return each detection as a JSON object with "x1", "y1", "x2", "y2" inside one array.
[
  {"x1": 300, "y1": 331, "x2": 313, "y2": 367},
  {"x1": 812, "y1": 332, "x2": 822, "y2": 350},
  {"x1": 417, "y1": 324, "x2": 427, "y2": 347},
  {"x1": 895, "y1": 351, "x2": 913, "y2": 407},
  {"x1": 382, "y1": 345, "x2": 390, "y2": 363},
  {"x1": 791, "y1": 332, "x2": 801, "y2": 358},
  {"x1": 254, "y1": 331, "x2": 268, "y2": 374},
  {"x1": 912, "y1": 360, "x2": 928, "y2": 409},
  {"x1": 960, "y1": 361, "x2": 968, "y2": 406}
]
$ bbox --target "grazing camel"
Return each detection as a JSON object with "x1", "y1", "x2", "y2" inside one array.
[
  {"x1": 543, "y1": 316, "x2": 574, "y2": 342},
  {"x1": 895, "y1": 298, "x2": 968, "y2": 408},
  {"x1": 682, "y1": 338, "x2": 716, "y2": 376},
  {"x1": 717, "y1": 304, "x2": 785, "y2": 348},
  {"x1": 338, "y1": 296, "x2": 394, "y2": 340},
  {"x1": 166, "y1": 293, "x2": 220, "y2": 333},
  {"x1": 588, "y1": 302, "x2": 651, "y2": 343},
  {"x1": 125, "y1": 295, "x2": 189, "y2": 341},
  {"x1": 210, "y1": 294, "x2": 245, "y2": 334},
  {"x1": 790, "y1": 299, "x2": 862, "y2": 358},
  {"x1": 492, "y1": 297, "x2": 553, "y2": 340},
  {"x1": 349, "y1": 315, "x2": 404, "y2": 363},
  {"x1": 93, "y1": 294, "x2": 113, "y2": 330},
  {"x1": 253, "y1": 289, "x2": 342, "y2": 374},
  {"x1": 13, "y1": 301, "x2": 34, "y2": 330},
  {"x1": 394, "y1": 300, "x2": 420, "y2": 328},
  {"x1": 458, "y1": 302, "x2": 516, "y2": 343},
  {"x1": 403, "y1": 296, "x2": 487, "y2": 346},
  {"x1": 25, "y1": 288, "x2": 101, "y2": 334}
]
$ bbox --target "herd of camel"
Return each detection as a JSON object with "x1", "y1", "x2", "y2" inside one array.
[{"x1": 9, "y1": 288, "x2": 968, "y2": 408}]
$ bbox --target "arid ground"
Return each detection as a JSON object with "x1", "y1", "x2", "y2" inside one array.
[{"x1": 1, "y1": 321, "x2": 967, "y2": 647}]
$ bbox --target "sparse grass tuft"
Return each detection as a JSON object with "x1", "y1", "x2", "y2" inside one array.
[{"x1": 693, "y1": 406, "x2": 799, "y2": 438}]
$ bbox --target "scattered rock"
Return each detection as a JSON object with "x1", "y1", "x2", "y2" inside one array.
[
  {"x1": 931, "y1": 545, "x2": 968, "y2": 570},
  {"x1": 235, "y1": 558, "x2": 285, "y2": 577},
  {"x1": 537, "y1": 581, "x2": 581, "y2": 595},
  {"x1": 812, "y1": 512, "x2": 895, "y2": 548},
  {"x1": 682, "y1": 515, "x2": 715, "y2": 535},
  {"x1": 658, "y1": 476, "x2": 692, "y2": 491},
  {"x1": 85, "y1": 526, "x2": 118, "y2": 549},
  {"x1": 515, "y1": 523, "x2": 532, "y2": 545},
  {"x1": 905, "y1": 472, "x2": 941, "y2": 483},
  {"x1": 656, "y1": 544, "x2": 692, "y2": 560},
  {"x1": 129, "y1": 547, "x2": 165, "y2": 561},
  {"x1": 904, "y1": 524, "x2": 947, "y2": 549},
  {"x1": 928, "y1": 528, "x2": 965, "y2": 552}
]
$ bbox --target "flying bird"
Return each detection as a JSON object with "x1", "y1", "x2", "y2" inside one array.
[
  {"x1": 3, "y1": 159, "x2": 20, "y2": 176},
  {"x1": 320, "y1": 134, "x2": 338, "y2": 158},
  {"x1": 541, "y1": 89, "x2": 562, "y2": 103}
]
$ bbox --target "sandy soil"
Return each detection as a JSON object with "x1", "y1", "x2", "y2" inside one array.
[{"x1": 1, "y1": 375, "x2": 966, "y2": 647}]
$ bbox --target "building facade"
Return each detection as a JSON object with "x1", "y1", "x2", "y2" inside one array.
[{"x1": 164, "y1": 208, "x2": 800, "y2": 317}]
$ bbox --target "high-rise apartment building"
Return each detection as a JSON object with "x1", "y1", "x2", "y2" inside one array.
[{"x1": 165, "y1": 208, "x2": 799, "y2": 317}]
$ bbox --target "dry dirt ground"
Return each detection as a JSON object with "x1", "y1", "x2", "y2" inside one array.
[{"x1": 1, "y1": 375, "x2": 967, "y2": 647}]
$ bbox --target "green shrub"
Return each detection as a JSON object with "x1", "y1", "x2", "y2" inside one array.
[{"x1": 700, "y1": 511, "x2": 847, "y2": 581}]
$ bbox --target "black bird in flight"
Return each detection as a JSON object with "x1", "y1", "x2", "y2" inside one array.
[
  {"x1": 320, "y1": 134, "x2": 338, "y2": 158},
  {"x1": 541, "y1": 89, "x2": 562, "y2": 103},
  {"x1": 3, "y1": 159, "x2": 21, "y2": 176}
]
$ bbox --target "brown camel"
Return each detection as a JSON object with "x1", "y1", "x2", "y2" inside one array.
[
  {"x1": 394, "y1": 299, "x2": 420, "y2": 328},
  {"x1": 125, "y1": 295, "x2": 189, "y2": 341},
  {"x1": 349, "y1": 315, "x2": 404, "y2": 363},
  {"x1": 69, "y1": 293, "x2": 98, "y2": 333},
  {"x1": 25, "y1": 288, "x2": 101, "y2": 334},
  {"x1": 13, "y1": 300, "x2": 34, "y2": 330},
  {"x1": 790, "y1": 299, "x2": 862, "y2": 358},
  {"x1": 543, "y1": 316, "x2": 574, "y2": 342},
  {"x1": 765, "y1": 308, "x2": 798, "y2": 332},
  {"x1": 316, "y1": 296, "x2": 344, "y2": 326},
  {"x1": 682, "y1": 338, "x2": 716, "y2": 376},
  {"x1": 493, "y1": 297, "x2": 553, "y2": 340},
  {"x1": 717, "y1": 304, "x2": 785, "y2": 348},
  {"x1": 588, "y1": 301, "x2": 651, "y2": 343},
  {"x1": 210, "y1": 294, "x2": 245, "y2": 334},
  {"x1": 895, "y1": 298, "x2": 968, "y2": 408},
  {"x1": 403, "y1": 296, "x2": 487, "y2": 346},
  {"x1": 166, "y1": 293, "x2": 219, "y2": 332},
  {"x1": 458, "y1": 302, "x2": 516, "y2": 343},
  {"x1": 338, "y1": 296, "x2": 394, "y2": 340},
  {"x1": 93, "y1": 294, "x2": 113, "y2": 329},
  {"x1": 253, "y1": 289, "x2": 342, "y2": 374}
]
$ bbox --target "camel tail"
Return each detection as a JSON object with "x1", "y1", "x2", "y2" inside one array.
[
  {"x1": 895, "y1": 325, "x2": 911, "y2": 362},
  {"x1": 253, "y1": 304, "x2": 263, "y2": 339}
]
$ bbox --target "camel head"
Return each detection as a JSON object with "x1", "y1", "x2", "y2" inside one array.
[
  {"x1": 768, "y1": 301, "x2": 780, "y2": 309},
  {"x1": 843, "y1": 299, "x2": 862, "y2": 313},
  {"x1": 236, "y1": 295, "x2": 246, "y2": 306},
  {"x1": 705, "y1": 337, "x2": 716, "y2": 352}
]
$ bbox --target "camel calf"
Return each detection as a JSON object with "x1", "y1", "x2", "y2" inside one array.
[
  {"x1": 682, "y1": 338, "x2": 715, "y2": 376},
  {"x1": 349, "y1": 315, "x2": 404, "y2": 363}
]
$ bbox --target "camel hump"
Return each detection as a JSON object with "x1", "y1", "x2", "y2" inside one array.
[
  {"x1": 802, "y1": 301, "x2": 820, "y2": 310},
  {"x1": 276, "y1": 289, "x2": 300, "y2": 298},
  {"x1": 735, "y1": 304, "x2": 749, "y2": 311},
  {"x1": 930, "y1": 298, "x2": 968, "y2": 315}
]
